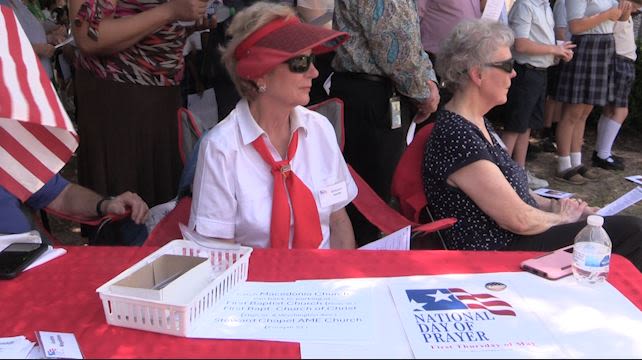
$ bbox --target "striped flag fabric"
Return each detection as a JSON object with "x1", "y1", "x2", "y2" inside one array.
[
  {"x1": 0, "y1": 5, "x2": 78, "y2": 202},
  {"x1": 406, "y1": 288, "x2": 517, "y2": 316}
]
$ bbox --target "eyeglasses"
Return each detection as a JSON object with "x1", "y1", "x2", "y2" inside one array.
[
  {"x1": 286, "y1": 54, "x2": 316, "y2": 73},
  {"x1": 484, "y1": 58, "x2": 514, "y2": 73}
]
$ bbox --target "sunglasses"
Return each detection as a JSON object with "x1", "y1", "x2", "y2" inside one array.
[
  {"x1": 286, "y1": 54, "x2": 316, "y2": 73},
  {"x1": 484, "y1": 58, "x2": 514, "y2": 73}
]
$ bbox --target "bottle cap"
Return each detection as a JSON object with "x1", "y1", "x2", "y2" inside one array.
[{"x1": 587, "y1": 215, "x2": 604, "y2": 227}]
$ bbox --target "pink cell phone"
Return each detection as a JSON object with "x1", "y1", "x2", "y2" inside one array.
[{"x1": 520, "y1": 245, "x2": 574, "y2": 280}]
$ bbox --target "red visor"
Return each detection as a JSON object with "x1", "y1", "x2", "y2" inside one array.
[{"x1": 234, "y1": 17, "x2": 348, "y2": 79}]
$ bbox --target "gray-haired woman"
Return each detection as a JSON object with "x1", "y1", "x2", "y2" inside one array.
[{"x1": 422, "y1": 19, "x2": 642, "y2": 270}]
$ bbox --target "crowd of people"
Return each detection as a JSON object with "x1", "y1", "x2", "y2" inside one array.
[{"x1": 1, "y1": 0, "x2": 641, "y2": 270}]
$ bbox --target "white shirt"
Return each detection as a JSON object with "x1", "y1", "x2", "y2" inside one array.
[
  {"x1": 614, "y1": 17, "x2": 636, "y2": 60},
  {"x1": 509, "y1": 0, "x2": 556, "y2": 68},
  {"x1": 566, "y1": 0, "x2": 618, "y2": 35},
  {"x1": 189, "y1": 99, "x2": 358, "y2": 249}
]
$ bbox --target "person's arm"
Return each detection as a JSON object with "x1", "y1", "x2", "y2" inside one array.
[
  {"x1": 329, "y1": 208, "x2": 355, "y2": 249},
  {"x1": 46, "y1": 183, "x2": 149, "y2": 224},
  {"x1": 568, "y1": 6, "x2": 622, "y2": 34},
  {"x1": 448, "y1": 160, "x2": 586, "y2": 235},
  {"x1": 513, "y1": 38, "x2": 575, "y2": 60},
  {"x1": 69, "y1": 0, "x2": 208, "y2": 56}
]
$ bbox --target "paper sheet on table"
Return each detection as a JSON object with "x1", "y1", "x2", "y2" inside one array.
[
  {"x1": 24, "y1": 246, "x2": 66, "y2": 271},
  {"x1": 299, "y1": 278, "x2": 414, "y2": 359},
  {"x1": 389, "y1": 272, "x2": 642, "y2": 359},
  {"x1": 303, "y1": 272, "x2": 642, "y2": 358},
  {"x1": 189, "y1": 280, "x2": 375, "y2": 342},
  {"x1": 359, "y1": 226, "x2": 411, "y2": 250},
  {"x1": 0, "y1": 336, "x2": 35, "y2": 359},
  {"x1": 597, "y1": 186, "x2": 642, "y2": 216},
  {"x1": 481, "y1": 0, "x2": 504, "y2": 21}
]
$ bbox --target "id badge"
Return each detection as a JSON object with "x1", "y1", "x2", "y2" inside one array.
[{"x1": 389, "y1": 96, "x2": 402, "y2": 129}]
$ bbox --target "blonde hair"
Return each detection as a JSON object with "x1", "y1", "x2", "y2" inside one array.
[{"x1": 220, "y1": 2, "x2": 297, "y2": 100}]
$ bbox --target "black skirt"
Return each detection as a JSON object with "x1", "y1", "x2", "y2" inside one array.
[
  {"x1": 555, "y1": 33, "x2": 616, "y2": 106},
  {"x1": 75, "y1": 68, "x2": 183, "y2": 207}
]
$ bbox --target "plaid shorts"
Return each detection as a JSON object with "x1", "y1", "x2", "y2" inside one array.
[
  {"x1": 611, "y1": 55, "x2": 636, "y2": 108},
  {"x1": 555, "y1": 34, "x2": 616, "y2": 106}
]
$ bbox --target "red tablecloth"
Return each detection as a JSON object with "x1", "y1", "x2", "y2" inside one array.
[{"x1": 1, "y1": 247, "x2": 640, "y2": 358}]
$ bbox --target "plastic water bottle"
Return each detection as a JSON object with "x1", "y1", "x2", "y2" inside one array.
[{"x1": 572, "y1": 215, "x2": 612, "y2": 285}]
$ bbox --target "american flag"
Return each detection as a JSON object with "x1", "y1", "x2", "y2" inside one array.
[
  {"x1": 0, "y1": 5, "x2": 78, "y2": 201},
  {"x1": 406, "y1": 288, "x2": 516, "y2": 316}
]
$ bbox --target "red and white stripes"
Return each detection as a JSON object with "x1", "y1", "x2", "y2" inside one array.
[{"x1": 0, "y1": 5, "x2": 78, "y2": 201}]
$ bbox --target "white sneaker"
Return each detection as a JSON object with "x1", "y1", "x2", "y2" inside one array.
[{"x1": 527, "y1": 170, "x2": 549, "y2": 190}]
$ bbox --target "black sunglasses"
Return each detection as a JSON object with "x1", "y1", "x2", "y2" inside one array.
[
  {"x1": 286, "y1": 54, "x2": 316, "y2": 73},
  {"x1": 484, "y1": 58, "x2": 514, "y2": 73}
]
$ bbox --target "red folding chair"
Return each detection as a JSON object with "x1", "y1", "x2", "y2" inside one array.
[
  {"x1": 145, "y1": 98, "x2": 455, "y2": 248},
  {"x1": 34, "y1": 208, "x2": 131, "y2": 246},
  {"x1": 390, "y1": 123, "x2": 457, "y2": 248}
]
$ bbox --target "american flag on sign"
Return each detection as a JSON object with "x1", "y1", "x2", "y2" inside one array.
[
  {"x1": 0, "y1": 5, "x2": 78, "y2": 201},
  {"x1": 406, "y1": 288, "x2": 516, "y2": 316}
]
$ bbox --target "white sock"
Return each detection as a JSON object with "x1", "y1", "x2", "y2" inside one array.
[
  {"x1": 596, "y1": 116, "x2": 622, "y2": 159},
  {"x1": 558, "y1": 156, "x2": 572, "y2": 173},
  {"x1": 570, "y1": 152, "x2": 582, "y2": 167}
]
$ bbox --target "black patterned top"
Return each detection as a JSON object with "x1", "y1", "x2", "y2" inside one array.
[{"x1": 423, "y1": 110, "x2": 537, "y2": 250}]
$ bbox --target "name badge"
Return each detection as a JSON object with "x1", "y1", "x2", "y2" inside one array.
[
  {"x1": 319, "y1": 181, "x2": 348, "y2": 208},
  {"x1": 389, "y1": 96, "x2": 402, "y2": 129}
]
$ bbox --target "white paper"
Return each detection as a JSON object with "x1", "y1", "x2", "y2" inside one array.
[
  {"x1": 625, "y1": 175, "x2": 642, "y2": 185},
  {"x1": 36, "y1": 331, "x2": 83, "y2": 359},
  {"x1": 299, "y1": 278, "x2": 414, "y2": 359},
  {"x1": 24, "y1": 246, "x2": 67, "y2": 271},
  {"x1": 406, "y1": 121, "x2": 417, "y2": 145},
  {"x1": 0, "y1": 231, "x2": 41, "y2": 252},
  {"x1": 388, "y1": 273, "x2": 566, "y2": 358},
  {"x1": 26, "y1": 345, "x2": 44, "y2": 359},
  {"x1": 359, "y1": 226, "x2": 411, "y2": 251},
  {"x1": 597, "y1": 186, "x2": 642, "y2": 216},
  {"x1": 190, "y1": 281, "x2": 375, "y2": 342},
  {"x1": 0, "y1": 336, "x2": 35, "y2": 359},
  {"x1": 178, "y1": 223, "x2": 241, "y2": 250},
  {"x1": 513, "y1": 274, "x2": 642, "y2": 358},
  {"x1": 481, "y1": 0, "x2": 504, "y2": 21},
  {"x1": 533, "y1": 188, "x2": 574, "y2": 199}
]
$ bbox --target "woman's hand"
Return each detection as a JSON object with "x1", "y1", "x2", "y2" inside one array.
[{"x1": 557, "y1": 198, "x2": 588, "y2": 224}]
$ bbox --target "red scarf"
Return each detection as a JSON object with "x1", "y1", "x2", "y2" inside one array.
[{"x1": 252, "y1": 131, "x2": 322, "y2": 248}]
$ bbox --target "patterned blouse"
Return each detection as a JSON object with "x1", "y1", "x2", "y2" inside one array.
[
  {"x1": 423, "y1": 110, "x2": 537, "y2": 250},
  {"x1": 331, "y1": 0, "x2": 437, "y2": 102},
  {"x1": 74, "y1": 0, "x2": 186, "y2": 86}
]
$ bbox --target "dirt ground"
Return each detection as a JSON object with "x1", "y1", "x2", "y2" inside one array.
[
  {"x1": 48, "y1": 123, "x2": 642, "y2": 246},
  {"x1": 528, "y1": 125, "x2": 642, "y2": 217}
]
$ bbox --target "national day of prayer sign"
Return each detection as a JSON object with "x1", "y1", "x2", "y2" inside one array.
[{"x1": 388, "y1": 274, "x2": 565, "y2": 358}]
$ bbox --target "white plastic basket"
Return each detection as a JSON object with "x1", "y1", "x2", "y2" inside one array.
[{"x1": 96, "y1": 240, "x2": 252, "y2": 337}]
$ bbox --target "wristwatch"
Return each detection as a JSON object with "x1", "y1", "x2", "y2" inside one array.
[{"x1": 96, "y1": 196, "x2": 114, "y2": 217}]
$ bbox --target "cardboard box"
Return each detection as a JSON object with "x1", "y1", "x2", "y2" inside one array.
[{"x1": 109, "y1": 254, "x2": 210, "y2": 303}]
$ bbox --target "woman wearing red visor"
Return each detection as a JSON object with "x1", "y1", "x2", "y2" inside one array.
[{"x1": 188, "y1": 2, "x2": 357, "y2": 249}]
